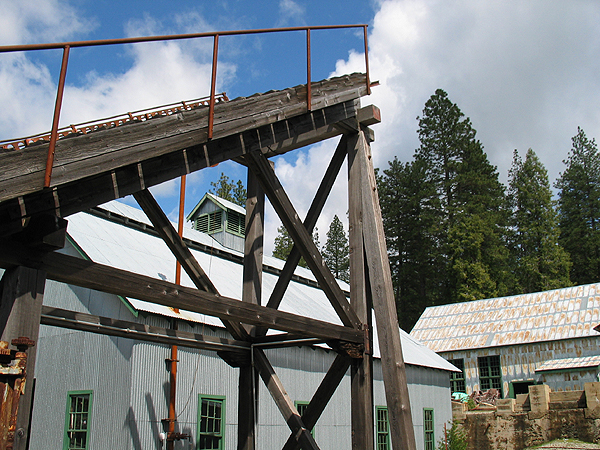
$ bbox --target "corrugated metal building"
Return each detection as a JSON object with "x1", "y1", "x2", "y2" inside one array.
[
  {"x1": 24, "y1": 199, "x2": 457, "y2": 450},
  {"x1": 411, "y1": 285, "x2": 600, "y2": 398}
]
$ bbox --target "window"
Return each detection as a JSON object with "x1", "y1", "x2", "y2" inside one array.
[
  {"x1": 198, "y1": 395, "x2": 225, "y2": 450},
  {"x1": 294, "y1": 401, "x2": 314, "y2": 437},
  {"x1": 423, "y1": 408, "x2": 434, "y2": 450},
  {"x1": 449, "y1": 358, "x2": 466, "y2": 393},
  {"x1": 196, "y1": 211, "x2": 223, "y2": 234},
  {"x1": 478, "y1": 355, "x2": 502, "y2": 396},
  {"x1": 375, "y1": 406, "x2": 390, "y2": 450},
  {"x1": 226, "y1": 211, "x2": 245, "y2": 236},
  {"x1": 64, "y1": 391, "x2": 92, "y2": 450}
]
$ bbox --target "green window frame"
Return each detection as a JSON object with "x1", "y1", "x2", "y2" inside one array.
[
  {"x1": 63, "y1": 390, "x2": 93, "y2": 450},
  {"x1": 225, "y1": 211, "x2": 245, "y2": 237},
  {"x1": 294, "y1": 401, "x2": 314, "y2": 437},
  {"x1": 423, "y1": 408, "x2": 434, "y2": 450},
  {"x1": 198, "y1": 395, "x2": 225, "y2": 450},
  {"x1": 375, "y1": 406, "x2": 390, "y2": 450},
  {"x1": 449, "y1": 358, "x2": 466, "y2": 393},
  {"x1": 196, "y1": 211, "x2": 223, "y2": 234},
  {"x1": 478, "y1": 355, "x2": 502, "y2": 396}
]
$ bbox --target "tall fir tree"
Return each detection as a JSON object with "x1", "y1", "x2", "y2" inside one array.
[
  {"x1": 507, "y1": 149, "x2": 571, "y2": 292},
  {"x1": 209, "y1": 172, "x2": 247, "y2": 206},
  {"x1": 379, "y1": 89, "x2": 510, "y2": 330},
  {"x1": 555, "y1": 128, "x2": 600, "y2": 285},
  {"x1": 322, "y1": 215, "x2": 350, "y2": 282}
]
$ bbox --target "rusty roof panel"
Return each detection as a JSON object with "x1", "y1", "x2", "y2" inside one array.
[{"x1": 411, "y1": 284, "x2": 600, "y2": 352}]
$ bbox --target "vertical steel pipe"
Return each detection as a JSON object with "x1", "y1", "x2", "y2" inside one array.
[
  {"x1": 208, "y1": 35, "x2": 219, "y2": 139},
  {"x1": 306, "y1": 29, "x2": 312, "y2": 111},
  {"x1": 175, "y1": 174, "x2": 186, "y2": 285},
  {"x1": 363, "y1": 26, "x2": 371, "y2": 95},
  {"x1": 44, "y1": 45, "x2": 70, "y2": 188}
]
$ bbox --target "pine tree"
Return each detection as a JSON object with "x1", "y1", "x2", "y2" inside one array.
[
  {"x1": 209, "y1": 172, "x2": 247, "y2": 207},
  {"x1": 507, "y1": 149, "x2": 571, "y2": 292},
  {"x1": 322, "y1": 215, "x2": 350, "y2": 282},
  {"x1": 271, "y1": 224, "x2": 319, "y2": 269},
  {"x1": 555, "y1": 127, "x2": 600, "y2": 285}
]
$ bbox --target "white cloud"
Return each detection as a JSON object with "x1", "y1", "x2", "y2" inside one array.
[{"x1": 276, "y1": 0, "x2": 307, "y2": 27}]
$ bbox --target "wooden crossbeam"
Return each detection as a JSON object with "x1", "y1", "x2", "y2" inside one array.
[
  {"x1": 0, "y1": 238, "x2": 363, "y2": 344},
  {"x1": 281, "y1": 353, "x2": 351, "y2": 450},
  {"x1": 132, "y1": 189, "x2": 249, "y2": 341},
  {"x1": 245, "y1": 150, "x2": 361, "y2": 330},
  {"x1": 40, "y1": 306, "x2": 250, "y2": 353},
  {"x1": 258, "y1": 135, "x2": 349, "y2": 336}
]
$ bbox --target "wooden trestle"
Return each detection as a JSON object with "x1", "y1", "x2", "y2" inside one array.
[{"x1": 0, "y1": 72, "x2": 416, "y2": 450}]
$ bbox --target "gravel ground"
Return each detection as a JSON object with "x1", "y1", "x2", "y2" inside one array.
[{"x1": 529, "y1": 440, "x2": 600, "y2": 449}]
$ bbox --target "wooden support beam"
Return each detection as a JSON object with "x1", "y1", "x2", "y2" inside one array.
[
  {"x1": 245, "y1": 150, "x2": 361, "y2": 330},
  {"x1": 257, "y1": 135, "x2": 349, "y2": 337},
  {"x1": 281, "y1": 353, "x2": 351, "y2": 450},
  {"x1": 0, "y1": 266, "x2": 46, "y2": 450},
  {"x1": 238, "y1": 166, "x2": 264, "y2": 450},
  {"x1": 252, "y1": 348, "x2": 320, "y2": 450},
  {"x1": 0, "y1": 239, "x2": 364, "y2": 345},
  {"x1": 347, "y1": 133, "x2": 375, "y2": 450},
  {"x1": 0, "y1": 95, "x2": 362, "y2": 237},
  {"x1": 356, "y1": 129, "x2": 416, "y2": 450},
  {"x1": 40, "y1": 306, "x2": 250, "y2": 353},
  {"x1": 132, "y1": 189, "x2": 248, "y2": 341}
]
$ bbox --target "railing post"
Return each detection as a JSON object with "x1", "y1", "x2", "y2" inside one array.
[
  {"x1": 208, "y1": 34, "x2": 219, "y2": 140},
  {"x1": 363, "y1": 26, "x2": 371, "y2": 95},
  {"x1": 44, "y1": 45, "x2": 70, "y2": 188},
  {"x1": 306, "y1": 29, "x2": 312, "y2": 111}
]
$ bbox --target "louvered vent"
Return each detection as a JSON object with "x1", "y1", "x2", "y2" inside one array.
[
  {"x1": 196, "y1": 211, "x2": 222, "y2": 234},
  {"x1": 226, "y1": 211, "x2": 245, "y2": 236}
]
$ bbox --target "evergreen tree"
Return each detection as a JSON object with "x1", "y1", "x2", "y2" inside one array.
[
  {"x1": 271, "y1": 224, "x2": 319, "y2": 269},
  {"x1": 379, "y1": 89, "x2": 511, "y2": 329},
  {"x1": 209, "y1": 172, "x2": 247, "y2": 207},
  {"x1": 322, "y1": 215, "x2": 350, "y2": 282},
  {"x1": 507, "y1": 149, "x2": 571, "y2": 292},
  {"x1": 555, "y1": 127, "x2": 600, "y2": 285}
]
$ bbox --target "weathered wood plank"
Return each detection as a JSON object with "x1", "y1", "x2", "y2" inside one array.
[
  {"x1": 245, "y1": 150, "x2": 361, "y2": 330},
  {"x1": 0, "y1": 239, "x2": 364, "y2": 344},
  {"x1": 357, "y1": 129, "x2": 416, "y2": 450},
  {"x1": 347, "y1": 132, "x2": 375, "y2": 450},
  {"x1": 0, "y1": 99, "x2": 360, "y2": 236},
  {"x1": 0, "y1": 266, "x2": 46, "y2": 450},
  {"x1": 0, "y1": 74, "x2": 367, "y2": 203},
  {"x1": 40, "y1": 305, "x2": 250, "y2": 353}
]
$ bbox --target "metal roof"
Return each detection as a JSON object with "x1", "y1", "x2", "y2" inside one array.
[
  {"x1": 65, "y1": 200, "x2": 457, "y2": 373},
  {"x1": 411, "y1": 284, "x2": 600, "y2": 353},
  {"x1": 535, "y1": 355, "x2": 600, "y2": 373}
]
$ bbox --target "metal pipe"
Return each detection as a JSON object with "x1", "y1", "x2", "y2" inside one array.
[
  {"x1": 44, "y1": 45, "x2": 70, "y2": 188},
  {"x1": 208, "y1": 35, "x2": 219, "y2": 139},
  {"x1": 363, "y1": 26, "x2": 371, "y2": 95},
  {"x1": 167, "y1": 320, "x2": 178, "y2": 450},
  {"x1": 175, "y1": 175, "x2": 186, "y2": 284},
  {"x1": 0, "y1": 25, "x2": 367, "y2": 53},
  {"x1": 306, "y1": 29, "x2": 312, "y2": 111}
]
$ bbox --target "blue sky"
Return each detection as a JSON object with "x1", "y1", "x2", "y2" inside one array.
[{"x1": 2, "y1": 0, "x2": 600, "y2": 255}]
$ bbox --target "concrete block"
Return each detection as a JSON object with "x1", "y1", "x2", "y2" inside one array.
[
  {"x1": 584, "y1": 382, "x2": 600, "y2": 409},
  {"x1": 496, "y1": 398, "x2": 515, "y2": 415},
  {"x1": 529, "y1": 384, "x2": 551, "y2": 413},
  {"x1": 515, "y1": 393, "x2": 530, "y2": 412},
  {"x1": 452, "y1": 401, "x2": 467, "y2": 421}
]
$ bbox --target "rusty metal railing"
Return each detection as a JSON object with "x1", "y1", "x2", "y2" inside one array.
[{"x1": 0, "y1": 25, "x2": 372, "y2": 188}]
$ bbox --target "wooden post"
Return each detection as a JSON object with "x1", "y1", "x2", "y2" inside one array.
[
  {"x1": 238, "y1": 167, "x2": 265, "y2": 450},
  {"x1": 356, "y1": 129, "x2": 416, "y2": 450},
  {"x1": 347, "y1": 133, "x2": 375, "y2": 450},
  {"x1": 0, "y1": 266, "x2": 46, "y2": 450}
]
